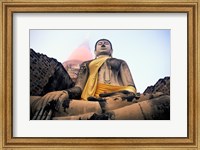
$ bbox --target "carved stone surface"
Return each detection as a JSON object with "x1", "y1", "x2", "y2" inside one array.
[
  {"x1": 106, "y1": 95, "x2": 170, "y2": 120},
  {"x1": 62, "y1": 60, "x2": 82, "y2": 82},
  {"x1": 30, "y1": 49, "x2": 74, "y2": 96},
  {"x1": 143, "y1": 76, "x2": 170, "y2": 95}
]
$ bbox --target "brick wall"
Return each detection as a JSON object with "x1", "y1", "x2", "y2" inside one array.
[{"x1": 30, "y1": 49, "x2": 74, "y2": 96}]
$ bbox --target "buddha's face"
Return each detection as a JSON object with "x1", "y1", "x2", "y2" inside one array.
[{"x1": 95, "y1": 39, "x2": 112, "y2": 57}]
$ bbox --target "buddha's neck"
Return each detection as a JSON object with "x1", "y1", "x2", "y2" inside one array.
[{"x1": 96, "y1": 55, "x2": 111, "y2": 58}]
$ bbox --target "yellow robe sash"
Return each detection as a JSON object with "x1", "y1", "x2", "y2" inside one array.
[
  {"x1": 94, "y1": 83, "x2": 136, "y2": 98},
  {"x1": 81, "y1": 56, "x2": 110, "y2": 100}
]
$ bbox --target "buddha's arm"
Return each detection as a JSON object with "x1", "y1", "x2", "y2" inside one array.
[{"x1": 120, "y1": 61, "x2": 137, "y2": 93}]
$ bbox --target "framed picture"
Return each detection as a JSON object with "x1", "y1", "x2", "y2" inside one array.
[{"x1": 1, "y1": 0, "x2": 199, "y2": 149}]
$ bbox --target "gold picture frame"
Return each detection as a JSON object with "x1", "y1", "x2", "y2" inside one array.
[{"x1": 0, "y1": 0, "x2": 199, "y2": 149}]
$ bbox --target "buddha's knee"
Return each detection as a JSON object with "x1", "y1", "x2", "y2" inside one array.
[
  {"x1": 52, "y1": 112, "x2": 95, "y2": 120},
  {"x1": 99, "y1": 96, "x2": 135, "y2": 112},
  {"x1": 107, "y1": 95, "x2": 170, "y2": 120},
  {"x1": 54, "y1": 100, "x2": 102, "y2": 117}
]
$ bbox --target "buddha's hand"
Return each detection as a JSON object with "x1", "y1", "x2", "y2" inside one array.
[{"x1": 32, "y1": 91, "x2": 69, "y2": 120}]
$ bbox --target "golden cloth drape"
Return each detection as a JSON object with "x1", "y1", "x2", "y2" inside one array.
[
  {"x1": 94, "y1": 83, "x2": 136, "y2": 97},
  {"x1": 81, "y1": 56, "x2": 136, "y2": 100},
  {"x1": 81, "y1": 56, "x2": 110, "y2": 100}
]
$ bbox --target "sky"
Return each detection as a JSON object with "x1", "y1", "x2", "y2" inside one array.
[{"x1": 30, "y1": 29, "x2": 170, "y2": 93}]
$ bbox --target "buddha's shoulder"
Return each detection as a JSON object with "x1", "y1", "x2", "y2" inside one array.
[{"x1": 107, "y1": 58, "x2": 126, "y2": 63}]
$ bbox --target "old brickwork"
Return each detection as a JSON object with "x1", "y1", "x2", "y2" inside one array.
[
  {"x1": 30, "y1": 49, "x2": 74, "y2": 96},
  {"x1": 143, "y1": 76, "x2": 170, "y2": 95}
]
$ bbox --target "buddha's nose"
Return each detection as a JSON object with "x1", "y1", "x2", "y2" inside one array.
[{"x1": 101, "y1": 44, "x2": 106, "y2": 47}]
